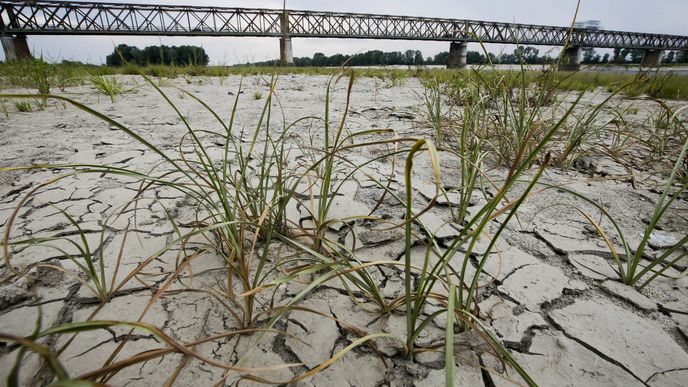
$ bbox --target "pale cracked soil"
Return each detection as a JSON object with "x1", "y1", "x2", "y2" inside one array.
[{"x1": 0, "y1": 74, "x2": 687, "y2": 386}]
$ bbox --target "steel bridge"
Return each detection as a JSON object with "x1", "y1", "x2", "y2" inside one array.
[{"x1": 1, "y1": 0, "x2": 686, "y2": 69}]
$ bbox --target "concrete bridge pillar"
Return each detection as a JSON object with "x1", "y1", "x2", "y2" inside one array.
[
  {"x1": 279, "y1": 10, "x2": 293, "y2": 66},
  {"x1": 280, "y1": 37, "x2": 293, "y2": 66},
  {"x1": 560, "y1": 46, "x2": 581, "y2": 71},
  {"x1": 640, "y1": 49, "x2": 663, "y2": 67},
  {"x1": 1, "y1": 35, "x2": 32, "y2": 61},
  {"x1": 447, "y1": 41, "x2": 468, "y2": 69}
]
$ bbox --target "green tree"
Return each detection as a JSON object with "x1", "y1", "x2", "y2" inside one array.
[
  {"x1": 403, "y1": 50, "x2": 415, "y2": 65},
  {"x1": 105, "y1": 44, "x2": 208, "y2": 66},
  {"x1": 414, "y1": 50, "x2": 424, "y2": 65},
  {"x1": 327, "y1": 53, "x2": 347, "y2": 66},
  {"x1": 582, "y1": 48, "x2": 595, "y2": 64},
  {"x1": 312, "y1": 52, "x2": 327, "y2": 66},
  {"x1": 433, "y1": 51, "x2": 449, "y2": 65},
  {"x1": 466, "y1": 51, "x2": 486, "y2": 64},
  {"x1": 106, "y1": 44, "x2": 142, "y2": 66}
]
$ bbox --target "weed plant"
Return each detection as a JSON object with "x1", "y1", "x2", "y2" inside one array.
[
  {"x1": 421, "y1": 77, "x2": 444, "y2": 143},
  {"x1": 561, "y1": 119, "x2": 688, "y2": 288},
  {"x1": 400, "y1": 63, "x2": 584, "y2": 387},
  {"x1": 14, "y1": 100, "x2": 32, "y2": 112},
  {"x1": 90, "y1": 74, "x2": 126, "y2": 103}
]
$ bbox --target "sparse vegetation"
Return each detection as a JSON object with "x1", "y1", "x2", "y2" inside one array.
[
  {"x1": 1, "y1": 60, "x2": 687, "y2": 99},
  {"x1": 1, "y1": 50, "x2": 687, "y2": 386}
]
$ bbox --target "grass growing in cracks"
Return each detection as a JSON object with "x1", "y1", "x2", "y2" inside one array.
[{"x1": 0, "y1": 65, "x2": 620, "y2": 386}]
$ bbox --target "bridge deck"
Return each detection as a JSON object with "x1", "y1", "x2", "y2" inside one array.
[{"x1": 1, "y1": 0, "x2": 686, "y2": 50}]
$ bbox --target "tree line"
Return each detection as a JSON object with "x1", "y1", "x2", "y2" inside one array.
[
  {"x1": 101, "y1": 43, "x2": 687, "y2": 67},
  {"x1": 241, "y1": 47, "x2": 688, "y2": 67},
  {"x1": 584, "y1": 48, "x2": 688, "y2": 64},
  {"x1": 105, "y1": 44, "x2": 209, "y2": 66}
]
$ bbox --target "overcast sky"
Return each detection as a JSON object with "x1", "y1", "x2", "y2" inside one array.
[{"x1": 2, "y1": 0, "x2": 686, "y2": 64}]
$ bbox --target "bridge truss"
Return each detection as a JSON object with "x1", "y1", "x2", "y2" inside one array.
[{"x1": 1, "y1": 0, "x2": 687, "y2": 51}]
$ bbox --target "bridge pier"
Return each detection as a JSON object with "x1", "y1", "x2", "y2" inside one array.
[
  {"x1": 560, "y1": 46, "x2": 581, "y2": 71},
  {"x1": 1, "y1": 35, "x2": 32, "y2": 61},
  {"x1": 279, "y1": 9, "x2": 293, "y2": 66},
  {"x1": 640, "y1": 49, "x2": 663, "y2": 67},
  {"x1": 447, "y1": 41, "x2": 468, "y2": 69},
  {"x1": 280, "y1": 37, "x2": 293, "y2": 66}
]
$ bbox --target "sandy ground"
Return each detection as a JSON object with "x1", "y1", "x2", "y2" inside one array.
[{"x1": 0, "y1": 74, "x2": 687, "y2": 386}]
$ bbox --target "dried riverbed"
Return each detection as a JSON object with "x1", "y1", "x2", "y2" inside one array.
[{"x1": 1, "y1": 74, "x2": 687, "y2": 386}]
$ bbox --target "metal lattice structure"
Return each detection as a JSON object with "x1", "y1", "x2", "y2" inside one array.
[{"x1": 1, "y1": 0, "x2": 687, "y2": 51}]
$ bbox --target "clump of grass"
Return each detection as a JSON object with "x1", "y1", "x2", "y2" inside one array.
[
  {"x1": 550, "y1": 90, "x2": 620, "y2": 168},
  {"x1": 14, "y1": 100, "x2": 32, "y2": 112},
  {"x1": 90, "y1": 74, "x2": 126, "y2": 103},
  {"x1": 24, "y1": 56, "x2": 54, "y2": 97},
  {"x1": 400, "y1": 67, "x2": 580, "y2": 376},
  {"x1": 253, "y1": 90, "x2": 264, "y2": 100},
  {"x1": 569, "y1": 121, "x2": 688, "y2": 288},
  {"x1": 636, "y1": 100, "x2": 688, "y2": 161},
  {"x1": 421, "y1": 77, "x2": 444, "y2": 143},
  {"x1": 1, "y1": 56, "x2": 56, "y2": 109},
  {"x1": 380, "y1": 70, "x2": 407, "y2": 88},
  {"x1": 2, "y1": 201, "x2": 113, "y2": 302}
]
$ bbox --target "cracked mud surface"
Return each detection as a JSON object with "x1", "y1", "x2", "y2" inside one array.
[{"x1": 1, "y1": 74, "x2": 687, "y2": 386}]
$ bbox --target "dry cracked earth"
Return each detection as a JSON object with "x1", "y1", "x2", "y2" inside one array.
[{"x1": 0, "y1": 74, "x2": 687, "y2": 386}]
